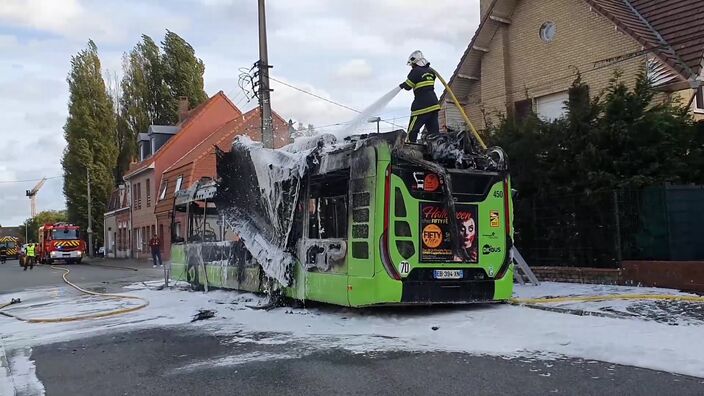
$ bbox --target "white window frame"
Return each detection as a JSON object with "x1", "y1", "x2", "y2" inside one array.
[
  {"x1": 175, "y1": 176, "x2": 183, "y2": 192},
  {"x1": 159, "y1": 181, "x2": 168, "y2": 200},
  {"x1": 535, "y1": 91, "x2": 569, "y2": 121},
  {"x1": 695, "y1": 86, "x2": 704, "y2": 112}
]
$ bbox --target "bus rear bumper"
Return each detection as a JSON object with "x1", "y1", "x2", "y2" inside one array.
[{"x1": 400, "y1": 280, "x2": 496, "y2": 304}]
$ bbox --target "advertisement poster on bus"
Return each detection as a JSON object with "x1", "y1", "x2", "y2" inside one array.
[{"x1": 419, "y1": 202, "x2": 478, "y2": 263}]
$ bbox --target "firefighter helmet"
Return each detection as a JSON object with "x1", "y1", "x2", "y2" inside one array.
[{"x1": 407, "y1": 50, "x2": 429, "y2": 67}]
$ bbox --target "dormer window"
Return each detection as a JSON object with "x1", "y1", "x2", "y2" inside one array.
[{"x1": 175, "y1": 176, "x2": 183, "y2": 192}]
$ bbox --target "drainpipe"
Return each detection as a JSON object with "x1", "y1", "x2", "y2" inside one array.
[{"x1": 127, "y1": 179, "x2": 134, "y2": 259}]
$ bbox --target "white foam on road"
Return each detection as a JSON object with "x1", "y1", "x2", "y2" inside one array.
[
  {"x1": 0, "y1": 342, "x2": 45, "y2": 396},
  {"x1": 169, "y1": 352, "x2": 301, "y2": 375},
  {"x1": 1, "y1": 282, "x2": 703, "y2": 378},
  {"x1": 0, "y1": 339, "x2": 15, "y2": 396}
]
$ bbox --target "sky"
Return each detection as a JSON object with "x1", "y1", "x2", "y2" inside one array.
[{"x1": 0, "y1": 0, "x2": 481, "y2": 226}]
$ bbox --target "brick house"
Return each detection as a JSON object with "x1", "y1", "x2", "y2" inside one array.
[
  {"x1": 120, "y1": 92, "x2": 241, "y2": 259},
  {"x1": 442, "y1": 0, "x2": 704, "y2": 129},
  {"x1": 103, "y1": 185, "x2": 130, "y2": 258},
  {"x1": 154, "y1": 107, "x2": 291, "y2": 259}
]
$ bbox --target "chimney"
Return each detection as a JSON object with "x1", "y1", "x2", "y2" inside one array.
[{"x1": 177, "y1": 96, "x2": 190, "y2": 123}]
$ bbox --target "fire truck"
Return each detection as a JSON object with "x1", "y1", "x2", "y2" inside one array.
[
  {"x1": 0, "y1": 236, "x2": 19, "y2": 259},
  {"x1": 38, "y1": 223, "x2": 85, "y2": 264}
]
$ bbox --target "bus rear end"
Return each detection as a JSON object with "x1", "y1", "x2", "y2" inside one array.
[{"x1": 382, "y1": 154, "x2": 513, "y2": 304}]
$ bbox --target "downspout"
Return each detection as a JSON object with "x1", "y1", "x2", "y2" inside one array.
[{"x1": 126, "y1": 178, "x2": 134, "y2": 259}]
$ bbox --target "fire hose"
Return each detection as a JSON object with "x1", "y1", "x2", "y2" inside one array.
[
  {"x1": 0, "y1": 265, "x2": 149, "y2": 323},
  {"x1": 431, "y1": 68, "x2": 487, "y2": 150},
  {"x1": 511, "y1": 293, "x2": 704, "y2": 305}
]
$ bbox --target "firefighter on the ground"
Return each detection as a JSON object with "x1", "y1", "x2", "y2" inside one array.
[
  {"x1": 399, "y1": 50, "x2": 441, "y2": 143},
  {"x1": 24, "y1": 243, "x2": 36, "y2": 271},
  {"x1": 149, "y1": 234, "x2": 163, "y2": 267}
]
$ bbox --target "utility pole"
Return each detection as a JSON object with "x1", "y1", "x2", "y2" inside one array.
[
  {"x1": 258, "y1": 0, "x2": 274, "y2": 148},
  {"x1": 87, "y1": 168, "x2": 93, "y2": 258}
]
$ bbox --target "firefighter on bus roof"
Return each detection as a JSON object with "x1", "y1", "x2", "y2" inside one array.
[{"x1": 399, "y1": 50, "x2": 441, "y2": 143}]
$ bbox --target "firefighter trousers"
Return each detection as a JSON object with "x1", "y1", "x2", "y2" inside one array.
[{"x1": 407, "y1": 110, "x2": 439, "y2": 143}]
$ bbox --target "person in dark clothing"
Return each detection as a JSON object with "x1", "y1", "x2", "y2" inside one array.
[
  {"x1": 149, "y1": 234, "x2": 162, "y2": 267},
  {"x1": 400, "y1": 50, "x2": 440, "y2": 143}
]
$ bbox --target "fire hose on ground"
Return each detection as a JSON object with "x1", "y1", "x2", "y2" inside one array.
[
  {"x1": 0, "y1": 265, "x2": 149, "y2": 323},
  {"x1": 511, "y1": 293, "x2": 704, "y2": 305}
]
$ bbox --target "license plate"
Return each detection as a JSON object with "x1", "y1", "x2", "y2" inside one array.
[
  {"x1": 63, "y1": 254, "x2": 70, "y2": 257},
  {"x1": 433, "y1": 269, "x2": 463, "y2": 280}
]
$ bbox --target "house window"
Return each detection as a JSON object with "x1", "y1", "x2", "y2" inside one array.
[
  {"x1": 137, "y1": 183, "x2": 142, "y2": 209},
  {"x1": 175, "y1": 176, "x2": 183, "y2": 192},
  {"x1": 159, "y1": 181, "x2": 168, "y2": 200},
  {"x1": 536, "y1": 91, "x2": 568, "y2": 121},
  {"x1": 146, "y1": 179, "x2": 151, "y2": 207},
  {"x1": 514, "y1": 99, "x2": 533, "y2": 121},
  {"x1": 540, "y1": 21, "x2": 556, "y2": 43},
  {"x1": 696, "y1": 86, "x2": 704, "y2": 110}
]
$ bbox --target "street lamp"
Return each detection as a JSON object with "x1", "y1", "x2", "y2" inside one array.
[{"x1": 367, "y1": 117, "x2": 381, "y2": 134}]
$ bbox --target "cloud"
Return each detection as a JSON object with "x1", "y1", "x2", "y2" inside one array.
[{"x1": 334, "y1": 59, "x2": 373, "y2": 80}]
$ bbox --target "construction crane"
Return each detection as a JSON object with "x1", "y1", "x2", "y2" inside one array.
[{"x1": 26, "y1": 177, "x2": 47, "y2": 218}]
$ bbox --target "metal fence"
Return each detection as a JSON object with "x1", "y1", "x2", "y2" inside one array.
[{"x1": 515, "y1": 185, "x2": 704, "y2": 268}]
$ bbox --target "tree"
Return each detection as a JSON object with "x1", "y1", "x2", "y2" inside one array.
[
  {"x1": 488, "y1": 70, "x2": 702, "y2": 266},
  {"x1": 162, "y1": 30, "x2": 207, "y2": 112},
  {"x1": 115, "y1": 35, "x2": 173, "y2": 182},
  {"x1": 61, "y1": 40, "x2": 117, "y2": 247},
  {"x1": 20, "y1": 210, "x2": 68, "y2": 243},
  {"x1": 114, "y1": 32, "x2": 207, "y2": 182}
]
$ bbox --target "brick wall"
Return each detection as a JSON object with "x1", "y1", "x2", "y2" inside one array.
[
  {"x1": 621, "y1": 261, "x2": 704, "y2": 293},
  {"x1": 531, "y1": 266, "x2": 622, "y2": 285},
  {"x1": 467, "y1": 0, "x2": 645, "y2": 125}
]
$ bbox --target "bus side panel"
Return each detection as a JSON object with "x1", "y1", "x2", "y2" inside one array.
[{"x1": 303, "y1": 272, "x2": 350, "y2": 306}]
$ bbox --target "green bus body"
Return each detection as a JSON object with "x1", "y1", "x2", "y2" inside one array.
[{"x1": 170, "y1": 135, "x2": 514, "y2": 307}]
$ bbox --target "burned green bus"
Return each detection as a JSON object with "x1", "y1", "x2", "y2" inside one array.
[{"x1": 170, "y1": 130, "x2": 514, "y2": 306}]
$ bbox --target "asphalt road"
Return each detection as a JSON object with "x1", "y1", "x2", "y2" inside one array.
[
  {"x1": 30, "y1": 327, "x2": 704, "y2": 396},
  {"x1": 3, "y1": 260, "x2": 704, "y2": 395},
  {"x1": 0, "y1": 258, "x2": 164, "y2": 294}
]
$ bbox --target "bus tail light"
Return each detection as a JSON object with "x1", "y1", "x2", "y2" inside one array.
[
  {"x1": 503, "y1": 178, "x2": 511, "y2": 235},
  {"x1": 494, "y1": 177, "x2": 513, "y2": 280},
  {"x1": 423, "y1": 173, "x2": 440, "y2": 192}
]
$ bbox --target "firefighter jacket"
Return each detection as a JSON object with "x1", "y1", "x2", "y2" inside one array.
[{"x1": 400, "y1": 64, "x2": 440, "y2": 116}]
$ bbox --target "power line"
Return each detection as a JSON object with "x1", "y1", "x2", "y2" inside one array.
[
  {"x1": 269, "y1": 76, "x2": 361, "y2": 114},
  {"x1": 269, "y1": 75, "x2": 408, "y2": 129},
  {"x1": 0, "y1": 176, "x2": 61, "y2": 185}
]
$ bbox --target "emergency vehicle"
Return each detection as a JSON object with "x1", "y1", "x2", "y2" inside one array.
[
  {"x1": 38, "y1": 223, "x2": 85, "y2": 264},
  {"x1": 0, "y1": 236, "x2": 19, "y2": 259}
]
